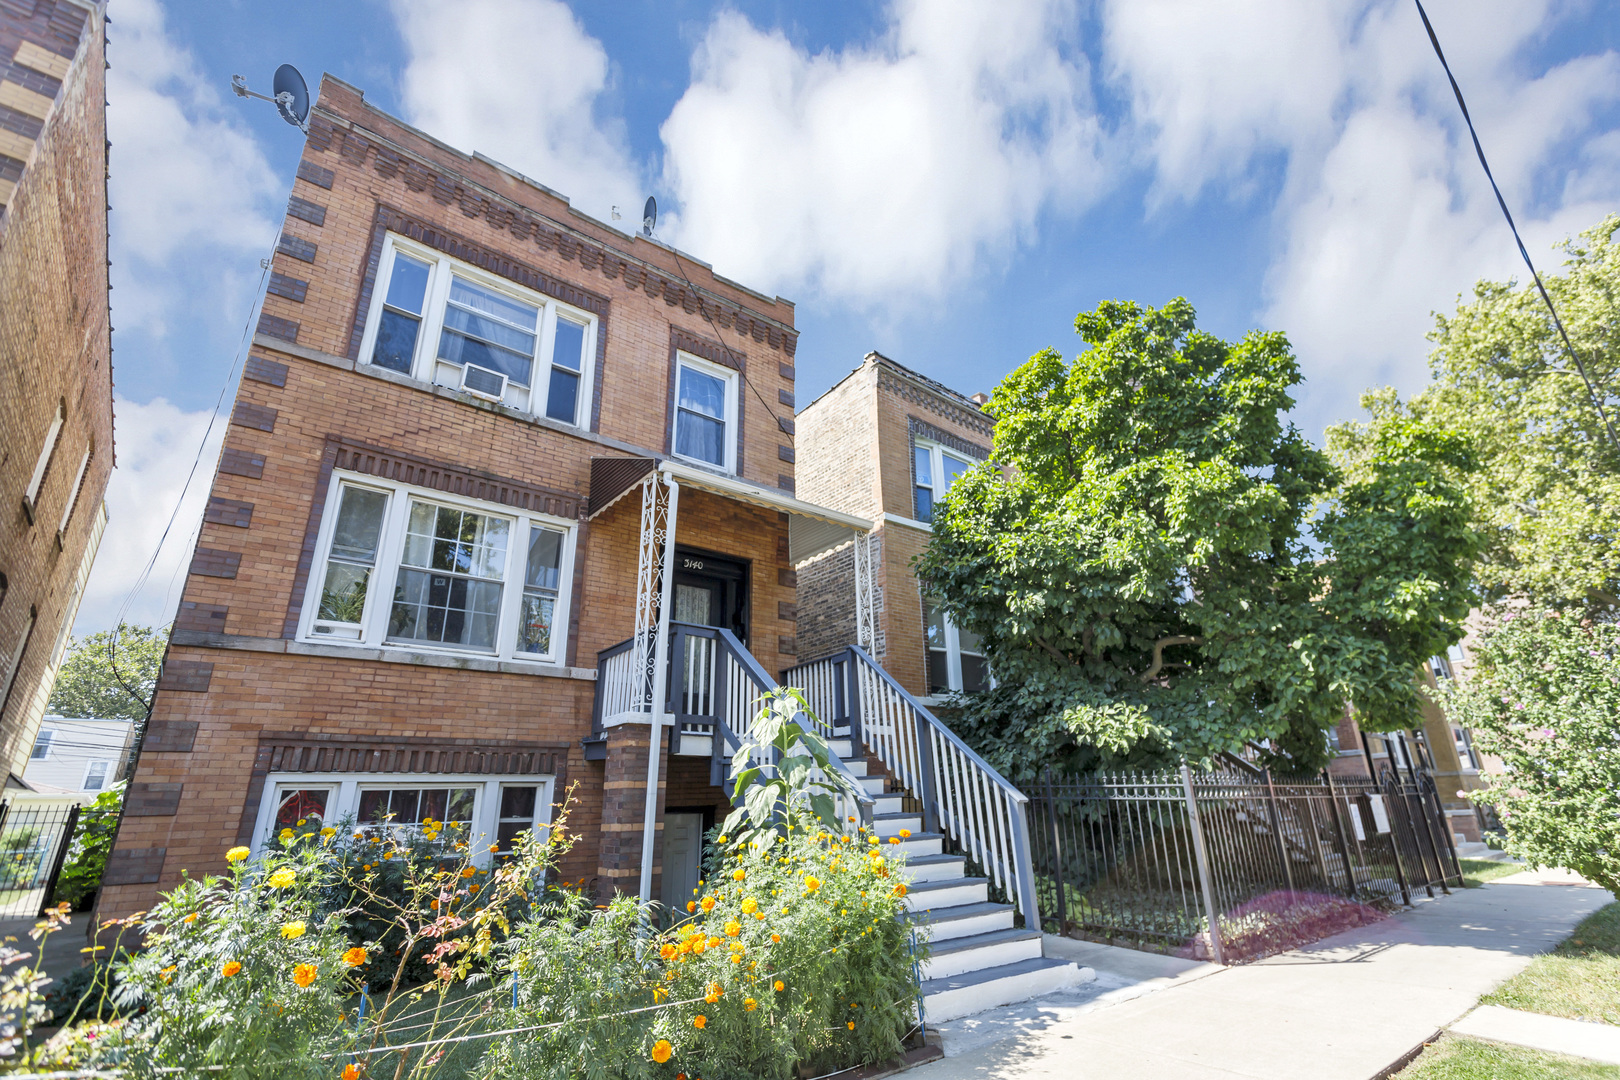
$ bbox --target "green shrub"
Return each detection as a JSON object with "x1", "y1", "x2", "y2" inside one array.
[{"x1": 54, "y1": 784, "x2": 125, "y2": 910}]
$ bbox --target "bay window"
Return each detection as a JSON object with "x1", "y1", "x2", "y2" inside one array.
[
  {"x1": 302, "y1": 474, "x2": 576, "y2": 666},
  {"x1": 913, "y1": 439, "x2": 972, "y2": 524},
  {"x1": 359, "y1": 235, "x2": 597, "y2": 424},
  {"x1": 672, "y1": 353, "x2": 737, "y2": 472}
]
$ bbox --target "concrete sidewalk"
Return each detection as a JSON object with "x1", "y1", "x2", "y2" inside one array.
[{"x1": 908, "y1": 878, "x2": 1614, "y2": 1080}]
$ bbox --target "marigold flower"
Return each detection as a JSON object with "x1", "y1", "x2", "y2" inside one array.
[
  {"x1": 774, "y1": 980, "x2": 785, "y2": 991},
  {"x1": 182, "y1": 912, "x2": 198, "y2": 924},
  {"x1": 732, "y1": 868, "x2": 746, "y2": 881},
  {"x1": 460, "y1": 867, "x2": 476, "y2": 879},
  {"x1": 706, "y1": 981, "x2": 722, "y2": 1001},
  {"x1": 226, "y1": 846, "x2": 251, "y2": 863},
  {"x1": 222, "y1": 960, "x2": 242, "y2": 977},
  {"x1": 160, "y1": 965, "x2": 177, "y2": 983},
  {"x1": 847, "y1": 816, "x2": 856, "y2": 823},
  {"x1": 651, "y1": 1039, "x2": 673, "y2": 1064},
  {"x1": 868, "y1": 836, "x2": 879, "y2": 844},
  {"x1": 848, "y1": 1021, "x2": 856, "y2": 1030},
  {"x1": 889, "y1": 837, "x2": 900, "y2": 845},
  {"x1": 708, "y1": 936, "x2": 721, "y2": 948},
  {"x1": 430, "y1": 899, "x2": 441, "y2": 910},
  {"x1": 804, "y1": 876, "x2": 822, "y2": 893},
  {"x1": 293, "y1": 963, "x2": 318, "y2": 988},
  {"x1": 724, "y1": 920, "x2": 741, "y2": 937},
  {"x1": 654, "y1": 987, "x2": 667, "y2": 1002},
  {"x1": 691, "y1": 938, "x2": 707, "y2": 955},
  {"x1": 700, "y1": 896, "x2": 716, "y2": 913},
  {"x1": 770, "y1": 933, "x2": 781, "y2": 943},
  {"x1": 717, "y1": 835, "x2": 728, "y2": 843},
  {"x1": 343, "y1": 1065, "x2": 361, "y2": 1080},
  {"x1": 899, "y1": 829, "x2": 912, "y2": 838},
  {"x1": 892, "y1": 883, "x2": 908, "y2": 897},
  {"x1": 267, "y1": 868, "x2": 297, "y2": 889},
  {"x1": 693, "y1": 1014, "x2": 707, "y2": 1029},
  {"x1": 281, "y1": 921, "x2": 306, "y2": 939},
  {"x1": 741, "y1": 897, "x2": 758, "y2": 914},
  {"x1": 279, "y1": 829, "x2": 295, "y2": 841},
  {"x1": 321, "y1": 827, "x2": 337, "y2": 839},
  {"x1": 744, "y1": 997, "x2": 757, "y2": 1011},
  {"x1": 342, "y1": 947, "x2": 368, "y2": 967},
  {"x1": 660, "y1": 942, "x2": 677, "y2": 960}
]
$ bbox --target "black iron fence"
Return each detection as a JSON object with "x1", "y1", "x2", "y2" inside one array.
[
  {"x1": 1028, "y1": 765, "x2": 1462, "y2": 963},
  {"x1": 0, "y1": 801, "x2": 80, "y2": 918}
]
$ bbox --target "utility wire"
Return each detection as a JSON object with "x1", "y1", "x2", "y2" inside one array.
[
  {"x1": 1412, "y1": 0, "x2": 1620, "y2": 454},
  {"x1": 667, "y1": 248, "x2": 791, "y2": 437}
]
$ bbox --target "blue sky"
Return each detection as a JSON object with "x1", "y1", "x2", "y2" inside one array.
[{"x1": 84, "y1": 0, "x2": 1620, "y2": 632}]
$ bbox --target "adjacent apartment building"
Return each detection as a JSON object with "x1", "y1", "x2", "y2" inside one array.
[
  {"x1": 794, "y1": 352, "x2": 992, "y2": 701},
  {"x1": 101, "y1": 75, "x2": 872, "y2": 918},
  {"x1": 0, "y1": 0, "x2": 112, "y2": 783}
]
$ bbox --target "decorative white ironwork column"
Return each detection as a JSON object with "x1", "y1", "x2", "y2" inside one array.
[
  {"x1": 638, "y1": 472, "x2": 679, "y2": 901},
  {"x1": 852, "y1": 529, "x2": 878, "y2": 654}
]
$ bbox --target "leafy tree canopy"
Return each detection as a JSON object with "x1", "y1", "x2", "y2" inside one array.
[
  {"x1": 47, "y1": 623, "x2": 165, "y2": 721},
  {"x1": 915, "y1": 298, "x2": 1480, "y2": 780},
  {"x1": 1330, "y1": 215, "x2": 1620, "y2": 613}
]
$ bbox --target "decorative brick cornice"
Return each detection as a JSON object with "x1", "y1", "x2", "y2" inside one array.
[
  {"x1": 882, "y1": 371, "x2": 992, "y2": 439},
  {"x1": 671, "y1": 325, "x2": 745, "y2": 371},
  {"x1": 259, "y1": 731, "x2": 567, "y2": 777},
  {"x1": 326, "y1": 436, "x2": 583, "y2": 520},
  {"x1": 307, "y1": 111, "x2": 797, "y2": 358},
  {"x1": 908, "y1": 417, "x2": 990, "y2": 462}
]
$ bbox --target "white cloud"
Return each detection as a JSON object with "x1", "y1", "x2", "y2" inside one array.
[
  {"x1": 659, "y1": 0, "x2": 1110, "y2": 303},
  {"x1": 106, "y1": 0, "x2": 280, "y2": 339},
  {"x1": 74, "y1": 397, "x2": 224, "y2": 635},
  {"x1": 391, "y1": 0, "x2": 642, "y2": 225}
]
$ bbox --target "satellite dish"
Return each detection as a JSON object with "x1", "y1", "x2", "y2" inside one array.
[
  {"x1": 272, "y1": 64, "x2": 310, "y2": 130},
  {"x1": 642, "y1": 196, "x2": 657, "y2": 238}
]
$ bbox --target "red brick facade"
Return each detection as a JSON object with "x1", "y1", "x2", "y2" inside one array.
[
  {"x1": 103, "y1": 75, "x2": 810, "y2": 916},
  {"x1": 0, "y1": 0, "x2": 111, "y2": 776}
]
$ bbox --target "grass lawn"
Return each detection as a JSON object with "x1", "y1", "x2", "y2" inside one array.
[
  {"x1": 1394, "y1": 1035, "x2": 1620, "y2": 1079},
  {"x1": 1481, "y1": 902, "x2": 1620, "y2": 1026},
  {"x1": 1459, "y1": 858, "x2": 1524, "y2": 888}
]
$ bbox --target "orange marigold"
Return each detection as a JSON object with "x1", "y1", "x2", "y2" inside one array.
[
  {"x1": 731, "y1": 868, "x2": 746, "y2": 881},
  {"x1": 774, "y1": 980, "x2": 785, "y2": 992},
  {"x1": 342, "y1": 947, "x2": 368, "y2": 967},
  {"x1": 744, "y1": 997, "x2": 757, "y2": 1011},
  {"x1": 660, "y1": 942, "x2": 677, "y2": 960},
  {"x1": 293, "y1": 963, "x2": 318, "y2": 988},
  {"x1": 687, "y1": 901, "x2": 697, "y2": 913},
  {"x1": 899, "y1": 828, "x2": 912, "y2": 838},
  {"x1": 460, "y1": 867, "x2": 476, "y2": 878},
  {"x1": 724, "y1": 920, "x2": 741, "y2": 937},
  {"x1": 693, "y1": 1015, "x2": 707, "y2": 1029},
  {"x1": 770, "y1": 933, "x2": 781, "y2": 943},
  {"x1": 847, "y1": 1021, "x2": 856, "y2": 1031},
  {"x1": 221, "y1": 960, "x2": 242, "y2": 977},
  {"x1": 892, "y1": 883, "x2": 908, "y2": 897},
  {"x1": 343, "y1": 1064, "x2": 361, "y2": 1080},
  {"x1": 650, "y1": 1039, "x2": 673, "y2": 1064},
  {"x1": 700, "y1": 896, "x2": 716, "y2": 913}
]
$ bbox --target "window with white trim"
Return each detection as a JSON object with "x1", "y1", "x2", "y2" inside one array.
[
  {"x1": 671, "y1": 353, "x2": 738, "y2": 472},
  {"x1": 254, "y1": 774, "x2": 552, "y2": 859},
  {"x1": 913, "y1": 439, "x2": 972, "y2": 524},
  {"x1": 301, "y1": 474, "x2": 575, "y2": 665},
  {"x1": 922, "y1": 596, "x2": 989, "y2": 696},
  {"x1": 22, "y1": 401, "x2": 64, "y2": 525},
  {"x1": 359, "y1": 234, "x2": 597, "y2": 423},
  {"x1": 83, "y1": 760, "x2": 110, "y2": 791},
  {"x1": 29, "y1": 729, "x2": 52, "y2": 760}
]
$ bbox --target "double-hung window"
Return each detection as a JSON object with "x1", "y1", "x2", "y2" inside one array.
[
  {"x1": 29, "y1": 730, "x2": 52, "y2": 760},
  {"x1": 360, "y1": 235, "x2": 597, "y2": 423},
  {"x1": 671, "y1": 353, "x2": 738, "y2": 472},
  {"x1": 922, "y1": 596, "x2": 989, "y2": 696},
  {"x1": 83, "y1": 760, "x2": 110, "y2": 791},
  {"x1": 913, "y1": 439, "x2": 973, "y2": 524},
  {"x1": 302, "y1": 475, "x2": 576, "y2": 666}
]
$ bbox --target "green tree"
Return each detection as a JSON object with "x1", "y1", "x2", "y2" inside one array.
[
  {"x1": 1442, "y1": 608, "x2": 1620, "y2": 896},
  {"x1": 1333, "y1": 215, "x2": 1620, "y2": 613},
  {"x1": 46, "y1": 623, "x2": 165, "y2": 721},
  {"x1": 914, "y1": 298, "x2": 1480, "y2": 779}
]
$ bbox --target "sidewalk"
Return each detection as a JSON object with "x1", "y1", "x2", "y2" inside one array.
[{"x1": 908, "y1": 877, "x2": 1614, "y2": 1080}]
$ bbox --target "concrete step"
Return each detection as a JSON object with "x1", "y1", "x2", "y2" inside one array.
[
  {"x1": 897, "y1": 853, "x2": 966, "y2": 883},
  {"x1": 907, "y1": 901, "x2": 1016, "y2": 942},
  {"x1": 920, "y1": 927, "x2": 1044, "y2": 981},
  {"x1": 921, "y1": 956, "x2": 1088, "y2": 1024},
  {"x1": 873, "y1": 810, "x2": 924, "y2": 838},
  {"x1": 903, "y1": 875, "x2": 989, "y2": 912}
]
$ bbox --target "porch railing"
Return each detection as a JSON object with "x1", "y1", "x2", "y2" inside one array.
[{"x1": 785, "y1": 645, "x2": 1039, "y2": 924}]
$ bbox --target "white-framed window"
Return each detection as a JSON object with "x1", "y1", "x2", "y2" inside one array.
[
  {"x1": 300, "y1": 473, "x2": 575, "y2": 665},
  {"x1": 29, "y1": 729, "x2": 52, "y2": 760},
  {"x1": 1428, "y1": 655, "x2": 1452, "y2": 682},
  {"x1": 251, "y1": 772, "x2": 554, "y2": 860},
  {"x1": 922, "y1": 595, "x2": 989, "y2": 696},
  {"x1": 357, "y1": 234, "x2": 598, "y2": 423},
  {"x1": 82, "y1": 759, "x2": 110, "y2": 791},
  {"x1": 1452, "y1": 726, "x2": 1479, "y2": 772},
  {"x1": 913, "y1": 439, "x2": 973, "y2": 524},
  {"x1": 22, "y1": 401, "x2": 64, "y2": 525},
  {"x1": 671, "y1": 352, "x2": 738, "y2": 473}
]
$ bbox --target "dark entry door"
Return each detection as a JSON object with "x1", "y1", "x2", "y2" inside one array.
[{"x1": 672, "y1": 547, "x2": 749, "y2": 645}]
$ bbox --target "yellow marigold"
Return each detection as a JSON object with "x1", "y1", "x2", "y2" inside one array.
[
  {"x1": 653, "y1": 987, "x2": 667, "y2": 1002},
  {"x1": 774, "y1": 979, "x2": 785, "y2": 991},
  {"x1": 888, "y1": 837, "x2": 900, "y2": 845},
  {"x1": 296, "y1": 819, "x2": 307, "y2": 826},
  {"x1": 686, "y1": 900, "x2": 697, "y2": 913},
  {"x1": 221, "y1": 960, "x2": 241, "y2": 977},
  {"x1": 706, "y1": 981, "x2": 723, "y2": 1000},
  {"x1": 280, "y1": 921, "x2": 306, "y2": 940},
  {"x1": 182, "y1": 912, "x2": 198, "y2": 924},
  {"x1": 744, "y1": 997, "x2": 757, "y2": 1011},
  {"x1": 804, "y1": 876, "x2": 821, "y2": 893},
  {"x1": 279, "y1": 829, "x2": 294, "y2": 841},
  {"x1": 320, "y1": 826, "x2": 337, "y2": 839},
  {"x1": 660, "y1": 942, "x2": 677, "y2": 960},
  {"x1": 724, "y1": 920, "x2": 741, "y2": 937},
  {"x1": 700, "y1": 896, "x2": 716, "y2": 913},
  {"x1": 225, "y1": 846, "x2": 251, "y2": 863},
  {"x1": 847, "y1": 1021, "x2": 856, "y2": 1031},
  {"x1": 693, "y1": 1014, "x2": 707, "y2": 1029},
  {"x1": 460, "y1": 866, "x2": 476, "y2": 879},
  {"x1": 868, "y1": 836, "x2": 878, "y2": 844},
  {"x1": 731, "y1": 868, "x2": 746, "y2": 881},
  {"x1": 707, "y1": 936, "x2": 721, "y2": 948},
  {"x1": 899, "y1": 828, "x2": 912, "y2": 838},
  {"x1": 267, "y1": 868, "x2": 297, "y2": 889},
  {"x1": 892, "y1": 883, "x2": 908, "y2": 897},
  {"x1": 741, "y1": 897, "x2": 758, "y2": 914},
  {"x1": 717, "y1": 835, "x2": 728, "y2": 843},
  {"x1": 651, "y1": 1039, "x2": 673, "y2": 1064},
  {"x1": 342, "y1": 947, "x2": 368, "y2": 967},
  {"x1": 692, "y1": 938, "x2": 707, "y2": 955},
  {"x1": 292, "y1": 963, "x2": 318, "y2": 988}
]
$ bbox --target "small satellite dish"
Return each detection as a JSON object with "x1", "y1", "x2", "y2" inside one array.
[
  {"x1": 272, "y1": 64, "x2": 310, "y2": 130},
  {"x1": 642, "y1": 196, "x2": 657, "y2": 238}
]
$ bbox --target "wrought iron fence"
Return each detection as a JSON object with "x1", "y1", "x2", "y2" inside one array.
[
  {"x1": 0, "y1": 801, "x2": 80, "y2": 919},
  {"x1": 1028, "y1": 765, "x2": 1462, "y2": 964}
]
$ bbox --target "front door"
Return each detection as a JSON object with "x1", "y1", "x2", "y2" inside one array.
[
  {"x1": 659, "y1": 811, "x2": 705, "y2": 915},
  {"x1": 672, "y1": 547, "x2": 749, "y2": 644}
]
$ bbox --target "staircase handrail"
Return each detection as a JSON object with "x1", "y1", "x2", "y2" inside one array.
[{"x1": 842, "y1": 644, "x2": 1039, "y2": 923}]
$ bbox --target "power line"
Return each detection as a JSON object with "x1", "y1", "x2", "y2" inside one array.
[{"x1": 1412, "y1": 0, "x2": 1620, "y2": 454}]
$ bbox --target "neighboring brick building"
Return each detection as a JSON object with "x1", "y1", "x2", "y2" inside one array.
[
  {"x1": 100, "y1": 75, "x2": 878, "y2": 919},
  {"x1": 0, "y1": 0, "x2": 111, "y2": 782},
  {"x1": 794, "y1": 352, "x2": 992, "y2": 699}
]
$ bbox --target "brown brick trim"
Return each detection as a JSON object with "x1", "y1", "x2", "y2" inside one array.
[
  {"x1": 306, "y1": 115, "x2": 797, "y2": 356},
  {"x1": 156, "y1": 659, "x2": 213, "y2": 692},
  {"x1": 244, "y1": 354, "x2": 290, "y2": 386},
  {"x1": 189, "y1": 548, "x2": 240, "y2": 579},
  {"x1": 204, "y1": 497, "x2": 254, "y2": 528},
  {"x1": 778, "y1": 362, "x2": 795, "y2": 382},
  {"x1": 265, "y1": 274, "x2": 307, "y2": 304},
  {"x1": 231, "y1": 401, "x2": 278, "y2": 432},
  {"x1": 778, "y1": 389, "x2": 794, "y2": 408},
  {"x1": 778, "y1": 601, "x2": 797, "y2": 622},
  {"x1": 777, "y1": 568, "x2": 797, "y2": 588},
  {"x1": 296, "y1": 158, "x2": 334, "y2": 189},
  {"x1": 103, "y1": 847, "x2": 165, "y2": 886},
  {"x1": 908, "y1": 416, "x2": 990, "y2": 462},
  {"x1": 256, "y1": 312, "x2": 300, "y2": 343},
  {"x1": 778, "y1": 635, "x2": 797, "y2": 655},
  {"x1": 218, "y1": 446, "x2": 266, "y2": 479},
  {"x1": 777, "y1": 475, "x2": 795, "y2": 494},
  {"x1": 126, "y1": 783, "x2": 183, "y2": 816},
  {"x1": 777, "y1": 445, "x2": 795, "y2": 463},
  {"x1": 142, "y1": 719, "x2": 199, "y2": 753},
  {"x1": 286, "y1": 195, "x2": 327, "y2": 227},
  {"x1": 174, "y1": 602, "x2": 228, "y2": 635},
  {"x1": 671, "y1": 325, "x2": 745, "y2": 371},
  {"x1": 277, "y1": 234, "x2": 317, "y2": 263}
]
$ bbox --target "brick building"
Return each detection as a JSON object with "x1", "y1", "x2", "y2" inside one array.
[
  {"x1": 794, "y1": 352, "x2": 992, "y2": 699},
  {"x1": 101, "y1": 75, "x2": 874, "y2": 917},
  {"x1": 0, "y1": 0, "x2": 111, "y2": 782}
]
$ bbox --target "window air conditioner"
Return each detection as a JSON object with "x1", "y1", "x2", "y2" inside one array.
[{"x1": 460, "y1": 363, "x2": 508, "y2": 401}]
